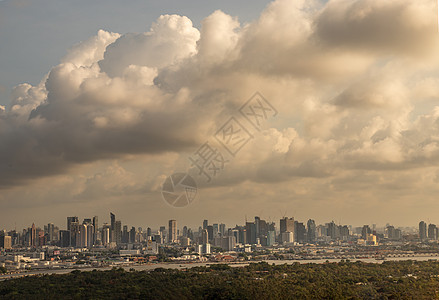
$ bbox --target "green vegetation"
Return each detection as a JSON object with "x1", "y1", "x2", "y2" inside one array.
[{"x1": 2, "y1": 261, "x2": 439, "y2": 299}]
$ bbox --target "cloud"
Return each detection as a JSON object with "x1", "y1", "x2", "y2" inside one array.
[{"x1": 1, "y1": 0, "x2": 439, "y2": 230}]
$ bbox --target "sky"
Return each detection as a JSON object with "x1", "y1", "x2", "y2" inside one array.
[{"x1": 1, "y1": 0, "x2": 439, "y2": 231}]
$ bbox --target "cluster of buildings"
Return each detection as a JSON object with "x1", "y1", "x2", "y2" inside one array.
[
  {"x1": 0, "y1": 213, "x2": 424, "y2": 255},
  {"x1": 0, "y1": 215, "x2": 436, "y2": 273}
]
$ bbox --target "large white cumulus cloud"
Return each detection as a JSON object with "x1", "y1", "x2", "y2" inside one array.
[{"x1": 1, "y1": 0, "x2": 439, "y2": 200}]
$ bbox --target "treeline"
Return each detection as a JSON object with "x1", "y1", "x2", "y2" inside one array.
[{"x1": 2, "y1": 260, "x2": 439, "y2": 299}]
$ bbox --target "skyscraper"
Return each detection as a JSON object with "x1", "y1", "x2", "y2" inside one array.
[
  {"x1": 92, "y1": 216, "x2": 98, "y2": 245},
  {"x1": 115, "y1": 220, "x2": 122, "y2": 245},
  {"x1": 419, "y1": 221, "x2": 427, "y2": 241},
  {"x1": 428, "y1": 224, "x2": 437, "y2": 240},
  {"x1": 280, "y1": 217, "x2": 294, "y2": 243},
  {"x1": 168, "y1": 220, "x2": 177, "y2": 244},
  {"x1": 31, "y1": 223, "x2": 36, "y2": 247},
  {"x1": 67, "y1": 216, "x2": 78, "y2": 246},
  {"x1": 307, "y1": 219, "x2": 316, "y2": 243},
  {"x1": 245, "y1": 222, "x2": 257, "y2": 245},
  {"x1": 110, "y1": 212, "x2": 116, "y2": 242}
]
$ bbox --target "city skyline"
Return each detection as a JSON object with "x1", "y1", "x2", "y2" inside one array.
[
  {"x1": 0, "y1": 212, "x2": 425, "y2": 234},
  {"x1": 1, "y1": 0, "x2": 439, "y2": 229}
]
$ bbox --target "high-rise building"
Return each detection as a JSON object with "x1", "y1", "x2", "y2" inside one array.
[
  {"x1": 102, "y1": 225, "x2": 110, "y2": 246},
  {"x1": 255, "y1": 217, "x2": 260, "y2": 239},
  {"x1": 70, "y1": 221, "x2": 80, "y2": 247},
  {"x1": 339, "y1": 225, "x2": 349, "y2": 239},
  {"x1": 31, "y1": 223, "x2": 36, "y2": 247},
  {"x1": 59, "y1": 230, "x2": 70, "y2": 247},
  {"x1": 213, "y1": 224, "x2": 219, "y2": 238},
  {"x1": 168, "y1": 220, "x2": 177, "y2": 244},
  {"x1": 280, "y1": 217, "x2": 294, "y2": 243},
  {"x1": 201, "y1": 229, "x2": 209, "y2": 244},
  {"x1": 219, "y1": 224, "x2": 226, "y2": 237},
  {"x1": 110, "y1": 213, "x2": 116, "y2": 242},
  {"x1": 245, "y1": 222, "x2": 257, "y2": 245},
  {"x1": 67, "y1": 217, "x2": 78, "y2": 231},
  {"x1": 307, "y1": 219, "x2": 316, "y2": 243},
  {"x1": 47, "y1": 223, "x2": 54, "y2": 242},
  {"x1": 0, "y1": 234, "x2": 12, "y2": 250},
  {"x1": 267, "y1": 230, "x2": 276, "y2": 246},
  {"x1": 92, "y1": 216, "x2": 98, "y2": 244},
  {"x1": 207, "y1": 225, "x2": 214, "y2": 243},
  {"x1": 87, "y1": 224, "x2": 94, "y2": 247},
  {"x1": 428, "y1": 224, "x2": 437, "y2": 240},
  {"x1": 419, "y1": 221, "x2": 427, "y2": 241},
  {"x1": 122, "y1": 225, "x2": 128, "y2": 244},
  {"x1": 361, "y1": 225, "x2": 371, "y2": 240},
  {"x1": 327, "y1": 221, "x2": 338, "y2": 240},
  {"x1": 67, "y1": 216, "x2": 79, "y2": 246},
  {"x1": 80, "y1": 224, "x2": 88, "y2": 248},
  {"x1": 129, "y1": 227, "x2": 136, "y2": 244},
  {"x1": 203, "y1": 220, "x2": 208, "y2": 230},
  {"x1": 115, "y1": 220, "x2": 122, "y2": 245},
  {"x1": 294, "y1": 221, "x2": 306, "y2": 243}
]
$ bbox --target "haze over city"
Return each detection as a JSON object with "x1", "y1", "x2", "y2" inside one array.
[{"x1": 1, "y1": 0, "x2": 439, "y2": 230}]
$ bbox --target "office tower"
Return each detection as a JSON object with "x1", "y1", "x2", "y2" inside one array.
[
  {"x1": 221, "y1": 236, "x2": 236, "y2": 251},
  {"x1": 326, "y1": 221, "x2": 337, "y2": 239},
  {"x1": 67, "y1": 216, "x2": 78, "y2": 231},
  {"x1": 146, "y1": 227, "x2": 152, "y2": 237},
  {"x1": 129, "y1": 227, "x2": 136, "y2": 244},
  {"x1": 340, "y1": 225, "x2": 349, "y2": 239},
  {"x1": 267, "y1": 230, "x2": 276, "y2": 246},
  {"x1": 92, "y1": 216, "x2": 98, "y2": 245},
  {"x1": 213, "y1": 224, "x2": 219, "y2": 238},
  {"x1": 219, "y1": 224, "x2": 226, "y2": 237},
  {"x1": 255, "y1": 217, "x2": 260, "y2": 239},
  {"x1": 361, "y1": 225, "x2": 371, "y2": 240},
  {"x1": 183, "y1": 226, "x2": 188, "y2": 237},
  {"x1": 47, "y1": 223, "x2": 54, "y2": 242},
  {"x1": 280, "y1": 217, "x2": 294, "y2": 233},
  {"x1": 280, "y1": 217, "x2": 294, "y2": 243},
  {"x1": 258, "y1": 219, "x2": 268, "y2": 238},
  {"x1": 115, "y1": 220, "x2": 122, "y2": 245},
  {"x1": 207, "y1": 225, "x2": 214, "y2": 242},
  {"x1": 419, "y1": 221, "x2": 427, "y2": 241},
  {"x1": 428, "y1": 224, "x2": 437, "y2": 240},
  {"x1": 237, "y1": 226, "x2": 246, "y2": 244},
  {"x1": 110, "y1": 213, "x2": 116, "y2": 242},
  {"x1": 203, "y1": 220, "x2": 208, "y2": 230},
  {"x1": 59, "y1": 230, "x2": 70, "y2": 247},
  {"x1": 87, "y1": 224, "x2": 94, "y2": 247},
  {"x1": 122, "y1": 225, "x2": 128, "y2": 244},
  {"x1": 31, "y1": 223, "x2": 36, "y2": 247},
  {"x1": 307, "y1": 219, "x2": 316, "y2": 243},
  {"x1": 79, "y1": 224, "x2": 87, "y2": 247},
  {"x1": 0, "y1": 236, "x2": 12, "y2": 249},
  {"x1": 102, "y1": 225, "x2": 110, "y2": 246},
  {"x1": 67, "y1": 216, "x2": 79, "y2": 246},
  {"x1": 83, "y1": 218, "x2": 92, "y2": 224},
  {"x1": 168, "y1": 220, "x2": 177, "y2": 244},
  {"x1": 201, "y1": 229, "x2": 209, "y2": 244},
  {"x1": 294, "y1": 222, "x2": 306, "y2": 243},
  {"x1": 92, "y1": 216, "x2": 98, "y2": 230},
  {"x1": 187, "y1": 228, "x2": 193, "y2": 240},
  {"x1": 386, "y1": 225, "x2": 395, "y2": 239},
  {"x1": 245, "y1": 222, "x2": 257, "y2": 245},
  {"x1": 70, "y1": 221, "x2": 80, "y2": 247}
]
